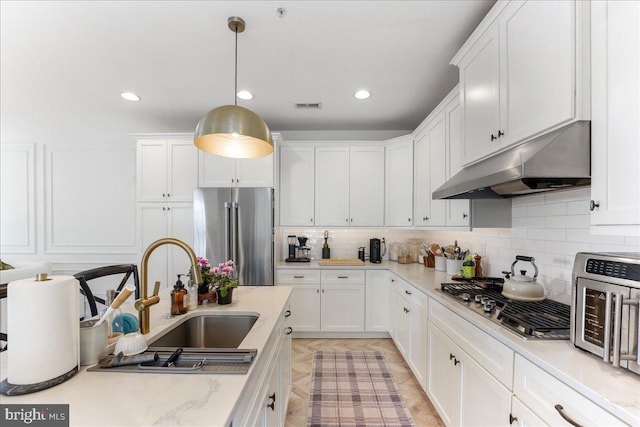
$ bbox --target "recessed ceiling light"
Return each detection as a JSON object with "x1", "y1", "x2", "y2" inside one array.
[
  {"x1": 354, "y1": 90, "x2": 371, "y2": 100},
  {"x1": 237, "y1": 90, "x2": 254, "y2": 100},
  {"x1": 120, "y1": 92, "x2": 141, "y2": 101}
]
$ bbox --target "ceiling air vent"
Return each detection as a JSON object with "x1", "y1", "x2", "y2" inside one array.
[{"x1": 294, "y1": 103, "x2": 322, "y2": 109}]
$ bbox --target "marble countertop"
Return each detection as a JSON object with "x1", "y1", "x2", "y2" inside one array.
[
  {"x1": 277, "y1": 260, "x2": 640, "y2": 425},
  {"x1": 0, "y1": 285, "x2": 292, "y2": 427}
]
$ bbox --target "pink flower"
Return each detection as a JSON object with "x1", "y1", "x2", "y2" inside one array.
[
  {"x1": 212, "y1": 267, "x2": 219, "y2": 274},
  {"x1": 226, "y1": 260, "x2": 234, "y2": 266},
  {"x1": 222, "y1": 266, "x2": 233, "y2": 274}
]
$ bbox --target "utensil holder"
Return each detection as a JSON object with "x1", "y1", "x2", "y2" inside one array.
[
  {"x1": 435, "y1": 256, "x2": 446, "y2": 271},
  {"x1": 446, "y1": 259, "x2": 463, "y2": 275}
]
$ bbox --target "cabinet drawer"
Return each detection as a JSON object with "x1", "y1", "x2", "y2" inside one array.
[
  {"x1": 392, "y1": 275, "x2": 428, "y2": 310},
  {"x1": 513, "y1": 355, "x2": 626, "y2": 427},
  {"x1": 429, "y1": 298, "x2": 513, "y2": 388},
  {"x1": 321, "y1": 270, "x2": 365, "y2": 285},
  {"x1": 277, "y1": 269, "x2": 321, "y2": 284}
]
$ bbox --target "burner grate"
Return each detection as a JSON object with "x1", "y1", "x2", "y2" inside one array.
[{"x1": 499, "y1": 299, "x2": 570, "y2": 332}]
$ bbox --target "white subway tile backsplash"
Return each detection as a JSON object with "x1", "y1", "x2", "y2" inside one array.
[
  {"x1": 528, "y1": 202, "x2": 566, "y2": 217},
  {"x1": 512, "y1": 216, "x2": 545, "y2": 228},
  {"x1": 278, "y1": 189, "x2": 637, "y2": 301},
  {"x1": 544, "y1": 214, "x2": 590, "y2": 229},
  {"x1": 527, "y1": 228, "x2": 567, "y2": 242}
]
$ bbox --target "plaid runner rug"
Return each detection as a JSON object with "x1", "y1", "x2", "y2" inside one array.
[{"x1": 306, "y1": 351, "x2": 416, "y2": 427}]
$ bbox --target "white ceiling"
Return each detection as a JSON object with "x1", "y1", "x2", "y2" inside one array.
[{"x1": 1, "y1": 0, "x2": 494, "y2": 144}]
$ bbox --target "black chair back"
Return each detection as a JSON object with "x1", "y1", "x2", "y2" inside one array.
[{"x1": 74, "y1": 264, "x2": 140, "y2": 318}]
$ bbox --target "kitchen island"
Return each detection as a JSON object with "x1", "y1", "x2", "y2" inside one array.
[{"x1": 0, "y1": 285, "x2": 292, "y2": 427}]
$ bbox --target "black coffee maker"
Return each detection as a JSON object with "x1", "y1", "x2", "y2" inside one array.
[
  {"x1": 370, "y1": 238, "x2": 383, "y2": 263},
  {"x1": 286, "y1": 235, "x2": 311, "y2": 263}
]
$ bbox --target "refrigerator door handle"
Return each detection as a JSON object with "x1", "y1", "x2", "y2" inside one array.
[
  {"x1": 224, "y1": 202, "x2": 231, "y2": 261},
  {"x1": 231, "y1": 202, "x2": 239, "y2": 264}
]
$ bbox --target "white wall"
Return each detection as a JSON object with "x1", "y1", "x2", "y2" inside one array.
[{"x1": 279, "y1": 187, "x2": 640, "y2": 304}]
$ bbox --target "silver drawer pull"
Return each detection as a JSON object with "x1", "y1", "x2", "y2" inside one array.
[
  {"x1": 554, "y1": 405, "x2": 583, "y2": 427},
  {"x1": 293, "y1": 275, "x2": 305, "y2": 279}
]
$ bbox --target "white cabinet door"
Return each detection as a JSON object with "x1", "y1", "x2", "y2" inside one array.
[
  {"x1": 167, "y1": 141, "x2": 198, "y2": 201},
  {"x1": 138, "y1": 204, "x2": 170, "y2": 288},
  {"x1": 288, "y1": 285, "x2": 321, "y2": 332},
  {"x1": 391, "y1": 291, "x2": 410, "y2": 358},
  {"x1": 315, "y1": 146, "x2": 349, "y2": 226},
  {"x1": 139, "y1": 203, "x2": 193, "y2": 289},
  {"x1": 167, "y1": 203, "x2": 194, "y2": 285},
  {"x1": 408, "y1": 306, "x2": 428, "y2": 388},
  {"x1": 279, "y1": 146, "x2": 315, "y2": 226},
  {"x1": 510, "y1": 397, "x2": 547, "y2": 427},
  {"x1": 138, "y1": 139, "x2": 197, "y2": 202},
  {"x1": 428, "y1": 114, "x2": 447, "y2": 226},
  {"x1": 591, "y1": 0, "x2": 640, "y2": 231},
  {"x1": 445, "y1": 95, "x2": 470, "y2": 227},
  {"x1": 236, "y1": 154, "x2": 274, "y2": 187},
  {"x1": 427, "y1": 323, "x2": 461, "y2": 427},
  {"x1": 279, "y1": 306, "x2": 292, "y2": 424},
  {"x1": 385, "y1": 137, "x2": 414, "y2": 226},
  {"x1": 413, "y1": 130, "x2": 430, "y2": 226},
  {"x1": 349, "y1": 146, "x2": 385, "y2": 226},
  {"x1": 137, "y1": 140, "x2": 168, "y2": 202},
  {"x1": 263, "y1": 353, "x2": 280, "y2": 427},
  {"x1": 320, "y1": 284, "x2": 365, "y2": 332},
  {"x1": 459, "y1": 24, "x2": 501, "y2": 165},
  {"x1": 501, "y1": 0, "x2": 575, "y2": 146},
  {"x1": 365, "y1": 270, "x2": 390, "y2": 332},
  {"x1": 459, "y1": 350, "x2": 512, "y2": 427},
  {"x1": 199, "y1": 152, "x2": 237, "y2": 187}
]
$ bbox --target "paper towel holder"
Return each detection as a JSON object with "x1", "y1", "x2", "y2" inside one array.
[{"x1": 0, "y1": 274, "x2": 79, "y2": 396}]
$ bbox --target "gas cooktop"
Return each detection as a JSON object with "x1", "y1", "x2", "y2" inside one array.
[{"x1": 439, "y1": 281, "x2": 570, "y2": 340}]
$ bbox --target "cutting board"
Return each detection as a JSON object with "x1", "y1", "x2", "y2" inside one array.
[{"x1": 318, "y1": 258, "x2": 365, "y2": 266}]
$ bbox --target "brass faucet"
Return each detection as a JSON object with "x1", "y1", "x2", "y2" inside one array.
[{"x1": 134, "y1": 237, "x2": 203, "y2": 334}]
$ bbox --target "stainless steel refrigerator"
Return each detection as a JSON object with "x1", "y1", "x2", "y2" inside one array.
[{"x1": 193, "y1": 188, "x2": 274, "y2": 286}]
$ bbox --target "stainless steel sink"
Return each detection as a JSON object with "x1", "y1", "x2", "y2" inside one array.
[{"x1": 147, "y1": 314, "x2": 259, "y2": 350}]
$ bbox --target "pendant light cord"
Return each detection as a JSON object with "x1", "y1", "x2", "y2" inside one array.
[{"x1": 234, "y1": 26, "x2": 238, "y2": 107}]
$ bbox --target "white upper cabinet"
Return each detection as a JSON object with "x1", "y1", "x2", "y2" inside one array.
[
  {"x1": 414, "y1": 87, "x2": 469, "y2": 229},
  {"x1": 315, "y1": 146, "x2": 350, "y2": 226},
  {"x1": 199, "y1": 154, "x2": 274, "y2": 188},
  {"x1": 590, "y1": 0, "x2": 640, "y2": 234},
  {"x1": 458, "y1": 23, "x2": 501, "y2": 164},
  {"x1": 199, "y1": 133, "x2": 277, "y2": 188},
  {"x1": 427, "y1": 113, "x2": 447, "y2": 226},
  {"x1": 452, "y1": 0, "x2": 588, "y2": 166},
  {"x1": 385, "y1": 136, "x2": 414, "y2": 226},
  {"x1": 349, "y1": 146, "x2": 385, "y2": 226},
  {"x1": 137, "y1": 139, "x2": 198, "y2": 202},
  {"x1": 279, "y1": 145, "x2": 315, "y2": 226},
  {"x1": 445, "y1": 94, "x2": 471, "y2": 227}
]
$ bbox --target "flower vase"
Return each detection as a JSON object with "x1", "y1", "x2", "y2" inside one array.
[
  {"x1": 216, "y1": 287, "x2": 233, "y2": 305},
  {"x1": 198, "y1": 284, "x2": 216, "y2": 305}
]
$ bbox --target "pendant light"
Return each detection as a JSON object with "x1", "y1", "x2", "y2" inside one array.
[{"x1": 194, "y1": 16, "x2": 273, "y2": 159}]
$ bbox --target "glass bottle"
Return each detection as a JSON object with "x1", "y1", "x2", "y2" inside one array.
[{"x1": 170, "y1": 275, "x2": 187, "y2": 315}]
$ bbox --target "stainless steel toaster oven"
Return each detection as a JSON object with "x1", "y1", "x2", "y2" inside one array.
[{"x1": 571, "y1": 252, "x2": 640, "y2": 376}]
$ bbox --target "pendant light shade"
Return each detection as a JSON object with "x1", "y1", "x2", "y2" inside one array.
[
  {"x1": 194, "y1": 16, "x2": 273, "y2": 159},
  {"x1": 195, "y1": 105, "x2": 273, "y2": 158}
]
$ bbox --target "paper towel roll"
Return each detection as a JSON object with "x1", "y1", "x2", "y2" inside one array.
[{"x1": 7, "y1": 275, "x2": 79, "y2": 385}]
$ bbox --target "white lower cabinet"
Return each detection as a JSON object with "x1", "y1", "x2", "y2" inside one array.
[
  {"x1": 235, "y1": 307, "x2": 292, "y2": 427},
  {"x1": 512, "y1": 355, "x2": 626, "y2": 427},
  {"x1": 428, "y1": 322, "x2": 511, "y2": 427},
  {"x1": 276, "y1": 269, "x2": 364, "y2": 333},
  {"x1": 510, "y1": 397, "x2": 546, "y2": 427},
  {"x1": 390, "y1": 275, "x2": 428, "y2": 388},
  {"x1": 365, "y1": 270, "x2": 390, "y2": 332}
]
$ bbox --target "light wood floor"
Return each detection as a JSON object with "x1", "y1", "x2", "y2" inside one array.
[{"x1": 285, "y1": 338, "x2": 445, "y2": 427}]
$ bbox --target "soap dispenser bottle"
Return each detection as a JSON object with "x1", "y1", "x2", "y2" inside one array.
[{"x1": 170, "y1": 275, "x2": 187, "y2": 315}]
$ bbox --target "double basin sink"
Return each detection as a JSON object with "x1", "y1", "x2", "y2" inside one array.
[{"x1": 93, "y1": 313, "x2": 259, "y2": 374}]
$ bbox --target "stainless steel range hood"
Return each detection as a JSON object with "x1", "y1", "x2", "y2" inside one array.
[{"x1": 433, "y1": 121, "x2": 591, "y2": 199}]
